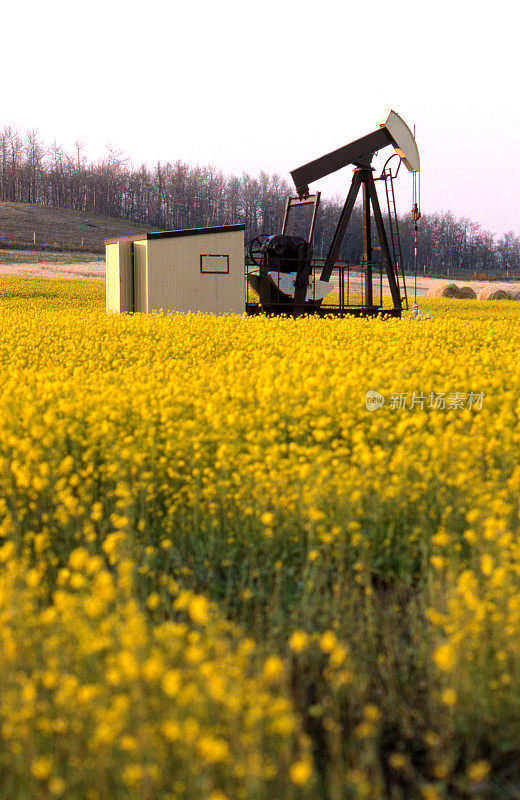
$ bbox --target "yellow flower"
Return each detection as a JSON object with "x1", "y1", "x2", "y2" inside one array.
[
  {"x1": 432, "y1": 530, "x2": 450, "y2": 546},
  {"x1": 355, "y1": 721, "x2": 374, "y2": 738},
  {"x1": 441, "y1": 688, "x2": 457, "y2": 706},
  {"x1": 84, "y1": 596, "x2": 105, "y2": 618},
  {"x1": 363, "y1": 703, "x2": 381, "y2": 722},
  {"x1": 319, "y1": 630, "x2": 337, "y2": 653},
  {"x1": 162, "y1": 669, "x2": 182, "y2": 696},
  {"x1": 421, "y1": 786, "x2": 441, "y2": 800},
  {"x1": 68, "y1": 547, "x2": 89, "y2": 570},
  {"x1": 188, "y1": 595, "x2": 209, "y2": 625},
  {"x1": 329, "y1": 644, "x2": 347, "y2": 666},
  {"x1": 289, "y1": 630, "x2": 308, "y2": 653},
  {"x1": 120, "y1": 735, "x2": 138, "y2": 751},
  {"x1": 467, "y1": 760, "x2": 491, "y2": 782},
  {"x1": 480, "y1": 554, "x2": 494, "y2": 577},
  {"x1": 432, "y1": 762, "x2": 451, "y2": 779},
  {"x1": 196, "y1": 735, "x2": 230, "y2": 763},
  {"x1": 142, "y1": 654, "x2": 164, "y2": 682},
  {"x1": 25, "y1": 568, "x2": 41, "y2": 588},
  {"x1": 263, "y1": 656, "x2": 284, "y2": 682},
  {"x1": 49, "y1": 777, "x2": 66, "y2": 796},
  {"x1": 388, "y1": 752, "x2": 408, "y2": 770},
  {"x1": 289, "y1": 759, "x2": 312, "y2": 785},
  {"x1": 122, "y1": 764, "x2": 144, "y2": 785},
  {"x1": 0, "y1": 541, "x2": 15, "y2": 563},
  {"x1": 161, "y1": 720, "x2": 181, "y2": 741},
  {"x1": 146, "y1": 592, "x2": 160, "y2": 610},
  {"x1": 433, "y1": 643, "x2": 455, "y2": 671},
  {"x1": 31, "y1": 756, "x2": 53, "y2": 780}
]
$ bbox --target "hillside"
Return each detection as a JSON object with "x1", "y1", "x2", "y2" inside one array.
[{"x1": 0, "y1": 202, "x2": 157, "y2": 253}]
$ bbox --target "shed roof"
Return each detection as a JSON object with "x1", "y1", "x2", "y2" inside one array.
[{"x1": 104, "y1": 224, "x2": 245, "y2": 245}]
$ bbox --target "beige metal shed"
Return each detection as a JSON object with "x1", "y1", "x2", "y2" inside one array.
[{"x1": 105, "y1": 224, "x2": 245, "y2": 314}]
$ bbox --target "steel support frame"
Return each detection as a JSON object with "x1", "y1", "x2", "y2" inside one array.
[{"x1": 319, "y1": 166, "x2": 402, "y2": 311}]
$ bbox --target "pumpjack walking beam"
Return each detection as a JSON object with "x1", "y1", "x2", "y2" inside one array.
[{"x1": 291, "y1": 128, "x2": 392, "y2": 196}]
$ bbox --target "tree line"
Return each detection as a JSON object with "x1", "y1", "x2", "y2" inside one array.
[{"x1": 1, "y1": 125, "x2": 518, "y2": 273}]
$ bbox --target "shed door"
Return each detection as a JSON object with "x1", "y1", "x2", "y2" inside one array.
[{"x1": 118, "y1": 242, "x2": 134, "y2": 312}]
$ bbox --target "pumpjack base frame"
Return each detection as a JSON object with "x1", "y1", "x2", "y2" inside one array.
[{"x1": 245, "y1": 302, "x2": 402, "y2": 319}]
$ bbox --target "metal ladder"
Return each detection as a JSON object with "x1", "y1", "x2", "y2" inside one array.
[{"x1": 383, "y1": 170, "x2": 408, "y2": 309}]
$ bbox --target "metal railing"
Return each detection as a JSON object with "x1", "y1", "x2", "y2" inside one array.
[{"x1": 245, "y1": 258, "x2": 388, "y2": 310}]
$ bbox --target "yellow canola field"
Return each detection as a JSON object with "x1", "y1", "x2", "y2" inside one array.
[{"x1": 1, "y1": 277, "x2": 520, "y2": 799}]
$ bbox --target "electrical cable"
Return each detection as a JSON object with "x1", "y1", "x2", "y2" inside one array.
[{"x1": 411, "y1": 125, "x2": 421, "y2": 304}]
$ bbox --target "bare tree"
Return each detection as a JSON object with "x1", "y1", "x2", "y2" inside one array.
[{"x1": 0, "y1": 123, "x2": 518, "y2": 272}]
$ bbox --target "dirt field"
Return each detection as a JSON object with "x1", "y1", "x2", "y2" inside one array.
[
  {"x1": 0, "y1": 258, "x2": 105, "y2": 280},
  {"x1": 407, "y1": 275, "x2": 520, "y2": 298},
  {"x1": 2, "y1": 256, "x2": 520, "y2": 298},
  {"x1": 330, "y1": 271, "x2": 520, "y2": 299}
]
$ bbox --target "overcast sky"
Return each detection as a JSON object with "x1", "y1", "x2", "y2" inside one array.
[{"x1": 3, "y1": 0, "x2": 519, "y2": 236}]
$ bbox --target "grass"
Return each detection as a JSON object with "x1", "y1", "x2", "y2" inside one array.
[{"x1": 0, "y1": 200, "x2": 156, "y2": 253}]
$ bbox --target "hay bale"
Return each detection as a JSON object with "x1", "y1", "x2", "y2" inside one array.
[
  {"x1": 477, "y1": 287, "x2": 511, "y2": 300},
  {"x1": 510, "y1": 290, "x2": 520, "y2": 301},
  {"x1": 427, "y1": 282, "x2": 461, "y2": 298},
  {"x1": 457, "y1": 286, "x2": 477, "y2": 299}
]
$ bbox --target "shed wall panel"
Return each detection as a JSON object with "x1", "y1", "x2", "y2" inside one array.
[
  {"x1": 106, "y1": 243, "x2": 133, "y2": 312},
  {"x1": 105, "y1": 243, "x2": 120, "y2": 312},
  {"x1": 146, "y1": 231, "x2": 244, "y2": 314}
]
